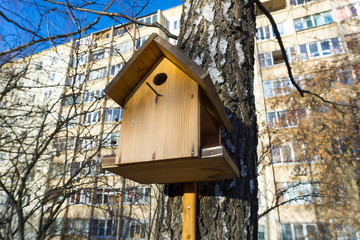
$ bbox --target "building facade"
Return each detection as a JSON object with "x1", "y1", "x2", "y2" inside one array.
[
  {"x1": 255, "y1": 0, "x2": 360, "y2": 239},
  {"x1": 0, "y1": 1, "x2": 359, "y2": 239}
]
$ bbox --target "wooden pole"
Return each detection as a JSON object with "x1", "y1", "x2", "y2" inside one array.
[{"x1": 183, "y1": 182, "x2": 197, "y2": 240}]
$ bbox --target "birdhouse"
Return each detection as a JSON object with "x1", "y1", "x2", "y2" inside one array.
[{"x1": 102, "y1": 33, "x2": 239, "y2": 184}]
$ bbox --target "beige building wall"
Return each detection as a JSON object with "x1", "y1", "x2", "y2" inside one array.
[{"x1": 255, "y1": 0, "x2": 360, "y2": 239}]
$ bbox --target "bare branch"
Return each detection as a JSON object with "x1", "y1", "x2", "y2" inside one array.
[
  {"x1": 0, "y1": 10, "x2": 42, "y2": 39},
  {"x1": 254, "y1": 0, "x2": 359, "y2": 110},
  {"x1": 43, "y1": 0, "x2": 178, "y2": 40}
]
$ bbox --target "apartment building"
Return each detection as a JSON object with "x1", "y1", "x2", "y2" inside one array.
[
  {"x1": 0, "y1": 6, "x2": 182, "y2": 240},
  {"x1": 255, "y1": 0, "x2": 360, "y2": 239},
  {"x1": 1, "y1": 1, "x2": 359, "y2": 239}
]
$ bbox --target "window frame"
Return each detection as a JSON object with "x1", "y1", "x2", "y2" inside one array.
[
  {"x1": 82, "y1": 111, "x2": 99, "y2": 125},
  {"x1": 300, "y1": 38, "x2": 342, "y2": 60}
]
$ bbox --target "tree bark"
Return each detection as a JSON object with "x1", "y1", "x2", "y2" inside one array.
[{"x1": 154, "y1": 0, "x2": 258, "y2": 239}]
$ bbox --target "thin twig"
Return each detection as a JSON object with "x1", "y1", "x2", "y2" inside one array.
[{"x1": 44, "y1": 0, "x2": 178, "y2": 40}]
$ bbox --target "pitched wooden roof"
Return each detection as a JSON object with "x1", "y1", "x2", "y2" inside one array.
[{"x1": 105, "y1": 33, "x2": 233, "y2": 132}]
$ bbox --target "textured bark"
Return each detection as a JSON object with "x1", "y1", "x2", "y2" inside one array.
[{"x1": 154, "y1": 0, "x2": 258, "y2": 239}]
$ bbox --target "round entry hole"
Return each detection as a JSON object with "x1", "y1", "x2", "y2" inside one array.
[{"x1": 153, "y1": 73, "x2": 167, "y2": 86}]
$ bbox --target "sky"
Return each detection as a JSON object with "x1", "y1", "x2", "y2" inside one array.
[{"x1": 0, "y1": 0, "x2": 183, "y2": 55}]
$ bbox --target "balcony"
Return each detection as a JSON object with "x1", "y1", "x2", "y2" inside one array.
[{"x1": 257, "y1": 0, "x2": 286, "y2": 13}]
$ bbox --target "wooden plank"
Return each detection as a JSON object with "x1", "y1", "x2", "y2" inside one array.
[
  {"x1": 124, "y1": 56, "x2": 165, "y2": 105},
  {"x1": 200, "y1": 103, "x2": 220, "y2": 148},
  {"x1": 116, "y1": 57, "x2": 200, "y2": 164},
  {"x1": 154, "y1": 36, "x2": 233, "y2": 132},
  {"x1": 103, "y1": 147, "x2": 239, "y2": 184},
  {"x1": 104, "y1": 33, "x2": 161, "y2": 107},
  {"x1": 105, "y1": 33, "x2": 232, "y2": 132},
  {"x1": 103, "y1": 155, "x2": 239, "y2": 184}
]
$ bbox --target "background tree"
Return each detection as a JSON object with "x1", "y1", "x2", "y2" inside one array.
[
  {"x1": 1, "y1": 0, "x2": 260, "y2": 239},
  {"x1": 257, "y1": 36, "x2": 360, "y2": 238}
]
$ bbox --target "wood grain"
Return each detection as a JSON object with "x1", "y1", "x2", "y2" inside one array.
[
  {"x1": 104, "y1": 33, "x2": 233, "y2": 132},
  {"x1": 116, "y1": 57, "x2": 200, "y2": 164},
  {"x1": 102, "y1": 147, "x2": 239, "y2": 184}
]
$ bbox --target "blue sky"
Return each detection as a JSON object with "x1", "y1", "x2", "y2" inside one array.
[{"x1": 0, "y1": 0, "x2": 183, "y2": 54}]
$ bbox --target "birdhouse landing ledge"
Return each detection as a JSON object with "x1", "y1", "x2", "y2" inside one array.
[{"x1": 102, "y1": 33, "x2": 239, "y2": 184}]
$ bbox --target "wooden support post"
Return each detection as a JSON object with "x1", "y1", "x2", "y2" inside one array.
[{"x1": 183, "y1": 182, "x2": 197, "y2": 240}]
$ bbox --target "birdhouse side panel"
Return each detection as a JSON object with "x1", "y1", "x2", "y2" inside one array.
[{"x1": 116, "y1": 57, "x2": 200, "y2": 164}]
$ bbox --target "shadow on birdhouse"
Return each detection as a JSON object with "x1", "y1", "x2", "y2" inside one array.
[{"x1": 102, "y1": 33, "x2": 239, "y2": 184}]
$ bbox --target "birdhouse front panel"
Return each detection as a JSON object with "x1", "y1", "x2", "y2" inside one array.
[{"x1": 116, "y1": 57, "x2": 200, "y2": 165}]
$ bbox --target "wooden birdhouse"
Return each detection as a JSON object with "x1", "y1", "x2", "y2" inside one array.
[{"x1": 102, "y1": 33, "x2": 239, "y2": 184}]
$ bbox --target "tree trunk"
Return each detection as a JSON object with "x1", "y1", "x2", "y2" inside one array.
[{"x1": 154, "y1": 0, "x2": 258, "y2": 239}]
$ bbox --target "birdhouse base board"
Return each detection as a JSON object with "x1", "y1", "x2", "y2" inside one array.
[{"x1": 102, "y1": 151, "x2": 239, "y2": 184}]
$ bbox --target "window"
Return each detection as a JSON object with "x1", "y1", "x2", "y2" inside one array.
[
  {"x1": 278, "y1": 182, "x2": 320, "y2": 205},
  {"x1": 72, "y1": 160, "x2": 96, "y2": 177},
  {"x1": 124, "y1": 187, "x2": 151, "y2": 204},
  {"x1": 66, "y1": 219, "x2": 89, "y2": 236},
  {"x1": 69, "y1": 189, "x2": 91, "y2": 205},
  {"x1": 256, "y1": 21, "x2": 293, "y2": 41},
  {"x1": 290, "y1": 0, "x2": 316, "y2": 6},
  {"x1": 300, "y1": 38, "x2": 342, "y2": 60},
  {"x1": 61, "y1": 95, "x2": 81, "y2": 106},
  {"x1": 47, "y1": 218, "x2": 62, "y2": 235},
  {"x1": 272, "y1": 142, "x2": 305, "y2": 164},
  {"x1": 259, "y1": 47, "x2": 296, "y2": 68},
  {"x1": 114, "y1": 26, "x2": 126, "y2": 35},
  {"x1": 258, "y1": 225, "x2": 266, "y2": 240},
  {"x1": 173, "y1": 19, "x2": 180, "y2": 29},
  {"x1": 256, "y1": 25, "x2": 275, "y2": 41},
  {"x1": 259, "y1": 52, "x2": 273, "y2": 68},
  {"x1": 59, "y1": 115, "x2": 77, "y2": 128},
  {"x1": 52, "y1": 138, "x2": 75, "y2": 152},
  {"x1": 80, "y1": 136, "x2": 98, "y2": 150},
  {"x1": 266, "y1": 109, "x2": 306, "y2": 127},
  {"x1": 294, "y1": 11, "x2": 333, "y2": 31},
  {"x1": 95, "y1": 189, "x2": 121, "y2": 205},
  {"x1": 49, "y1": 73, "x2": 55, "y2": 81},
  {"x1": 129, "y1": 220, "x2": 147, "y2": 239},
  {"x1": 136, "y1": 35, "x2": 150, "y2": 49},
  {"x1": 50, "y1": 163, "x2": 70, "y2": 178},
  {"x1": 88, "y1": 67, "x2": 106, "y2": 81},
  {"x1": 91, "y1": 50, "x2": 105, "y2": 61},
  {"x1": 110, "y1": 63, "x2": 124, "y2": 76},
  {"x1": 137, "y1": 14, "x2": 157, "y2": 29},
  {"x1": 276, "y1": 21, "x2": 293, "y2": 37},
  {"x1": 280, "y1": 223, "x2": 318, "y2": 240},
  {"x1": 65, "y1": 74, "x2": 84, "y2": 86},
  {"x1": 262, "y1": 76, "x2": 301, "y2": 98},
  {"x1": 36, "y1": 61, "x2": 43, "y2": 70},
  {"x1": 79, "y1": 54, "x2": 87, "y2": 65},
  {"x1": 337, "y1": 3, "x2": 360, "y2": 21},
  {"x1": 104, "y1": 108, "x2": 122, "y2": 122},
  {"x1": 102, "y1": 132, "x2": 120, "y2": 147},
  {"x1": 112, "y1": 41, "x2": 132, "y2": 55},
  {"x1": 90, "y1": 218, "x2": 118, "y2": 238},
  {"x1": 83, "y1": 89, "x2": 104, "y2": 103},
  {"x1": 32, "y1": 78, "x2": 39, "y2": 86}
]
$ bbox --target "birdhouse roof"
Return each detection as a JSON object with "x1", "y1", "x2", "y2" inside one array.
[{"x1": 105, "y1": 33, "x2": 233, "y2": 132}]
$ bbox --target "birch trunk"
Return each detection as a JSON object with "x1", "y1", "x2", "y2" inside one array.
[{"x1": 154, "y1": 0, "x2": 258, "y2": 239}]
